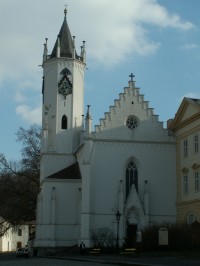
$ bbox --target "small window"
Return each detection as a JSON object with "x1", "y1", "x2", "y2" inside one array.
[
  {"x1": 183, "y1": 175, "x2": 188, "y2": 194},
  {"x1": 61, "y1": 115, "x2": 67, "y2": 129},
  {"x1": 18, "y1": 229, "x2": 22, "y2": 236},
  {"x1": 17, "y1": 242, "x2": 22, "y2": 248},
  {"x1": 194, "y1": 135, "x2": 199, "y2": 153},
  {"x1": 194, "y1": 171, "x2": 199, "y2": 192},
  {"x1": 183, "y1": 139, "x2": 188, "y2": 157}
]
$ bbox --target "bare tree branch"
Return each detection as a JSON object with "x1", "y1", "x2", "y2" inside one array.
[{"x1": 0, "y1": 124, "x2": 41, "y2": 232}]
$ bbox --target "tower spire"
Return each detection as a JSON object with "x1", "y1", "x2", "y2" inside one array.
[{"x1": 50, "y1": 7, "x2": 74, "y2": 58}]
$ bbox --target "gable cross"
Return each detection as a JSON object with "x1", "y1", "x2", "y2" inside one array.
[{"x1": 129, "y1": 73, "x2": 135, "y2": 82}]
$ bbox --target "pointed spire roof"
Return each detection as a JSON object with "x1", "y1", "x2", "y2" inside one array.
[{"x1": 50, "y1": 8, "x2": 74, "y2": 58}]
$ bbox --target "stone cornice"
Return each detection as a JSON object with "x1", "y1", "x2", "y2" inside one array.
[
  {"x1": 172, "y1": 112, "x2": 200, "y2": 132},
  {"x1": 177, "y1": 197, "x2": 200, "y2": 206}
]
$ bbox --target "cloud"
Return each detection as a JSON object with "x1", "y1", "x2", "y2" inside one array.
[
  {"x1": 70, "y1": 0, "x2": 194, "y2": 65},
  {"x1": 16, "y1": 105, "x2": 42, "y2": 124},
  {"x1": 181, "y1": 43, "x2": 199, "y2": 50},
  {"x1": 134, "y1": 0, "x2": 194, "y2": 30},
  {"x1": 15, "y1": 91, "x2": 27, "y2": 103},
  {"x1": 0, "y1": 0, "x2": 195, "y2": 123}
]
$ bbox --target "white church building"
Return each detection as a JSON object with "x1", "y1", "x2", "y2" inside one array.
[{"x1": 34, "y1": 9, "x2": 177, "y2": 250}]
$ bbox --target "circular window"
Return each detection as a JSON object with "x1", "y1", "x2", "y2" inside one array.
[{"x1": 126, "y1": 116, "x2": 138, "y2": 130}]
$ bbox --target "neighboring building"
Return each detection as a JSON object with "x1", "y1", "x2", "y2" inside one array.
[
  {"x1": 34, "y1": 9, "x2": 176, "y2": 251},
  {"x1": 0, "y1": 226, "x2": 29, "y2": 252},
  {"x1": 170, "y1": 97, "x2": 200, "y2": 224}
]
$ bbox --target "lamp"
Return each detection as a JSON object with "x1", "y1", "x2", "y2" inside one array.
[{"x1": 116, "y1": 210, "x2": 121, "y2": 250}]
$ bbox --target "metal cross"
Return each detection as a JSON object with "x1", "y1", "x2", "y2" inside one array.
[
  {"x1": 64, "y1": 5, "x2": 68, "y2": 17},
  {"x1": 129, "y1": 73, "x2": 135, "y2": 82}
]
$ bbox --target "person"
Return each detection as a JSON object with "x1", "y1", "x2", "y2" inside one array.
[
  {"x1": 24, "y1": 245, "x2": 29, "y2": 258},
  {"x1": 80, "y1": 241, "x2": 85, "y2": 255}
]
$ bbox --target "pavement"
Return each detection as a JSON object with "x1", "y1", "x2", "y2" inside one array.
[{"x1": 46, "y1": 253, "x2": 200, "y2": 266}]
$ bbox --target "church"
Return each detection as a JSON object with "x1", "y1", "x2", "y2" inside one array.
[{"x1": 34, "y1": 9, "x2": 177, "y2": 250}]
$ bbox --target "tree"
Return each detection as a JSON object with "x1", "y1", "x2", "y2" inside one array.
[{"x1": 0, "y1": 124, "x2": 41, "y2": 236}]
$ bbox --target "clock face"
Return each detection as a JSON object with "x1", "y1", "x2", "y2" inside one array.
[
  {"x1": 58, "y1": 78, "x2": 72, "y2": 96},
  {"x1": 58, "y1": 68, "x2": 72, "y2": 96}
]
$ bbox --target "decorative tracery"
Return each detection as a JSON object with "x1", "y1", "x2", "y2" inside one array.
[
  {"x1": 126, "y1": 116, "x2": 138, "y2": 130},
  {"x1": 126, "y1": 160, "x2": 138, "y2": 199}
]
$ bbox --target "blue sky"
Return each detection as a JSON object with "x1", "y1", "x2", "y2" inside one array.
[{"x1": 1, "y1": 0, "x2": 200, "y2": 161}]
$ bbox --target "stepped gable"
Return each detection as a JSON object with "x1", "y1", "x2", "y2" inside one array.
[{"x1": 94, "y1": 80, "x2": 163, "y2": 133}]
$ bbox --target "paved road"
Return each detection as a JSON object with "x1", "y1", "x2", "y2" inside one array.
[
  {"x1": 0, "y1": 257, "x2": 118, "y2": 266},
  {"x1": 1, "y1": 252, "x2": 200, "y2": 266}
]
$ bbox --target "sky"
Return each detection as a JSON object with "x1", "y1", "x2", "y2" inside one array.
[{"x1": 1, "y1": 0, "x2": 200, "y2": 161}]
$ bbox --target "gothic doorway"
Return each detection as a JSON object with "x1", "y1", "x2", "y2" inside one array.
[{"x1": 126, "y1": 224, "x2": 137, "y2": 247}]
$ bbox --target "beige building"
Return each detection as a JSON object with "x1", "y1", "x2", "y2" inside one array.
[
  {"x1": 0, "y1": 226, "x2": 29, "y2": 252},
  {"x1": 170, "y1": 97, "x2": 200, "y2": 224}
]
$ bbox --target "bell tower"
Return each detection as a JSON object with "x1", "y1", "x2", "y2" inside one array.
[{"x1": 41, "y1": 8, "x2": 86, "y2": 180}]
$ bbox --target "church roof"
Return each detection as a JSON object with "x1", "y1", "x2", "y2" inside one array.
[
  {"x1": 47, "y1": 162, "x2": 81, "y2": 179},
  {"x1": 169, "y1": 97, "x2": 200, "y2": 130},
  {"x1": 50, "y1": 10, "x2": 74, "y2": 58}
]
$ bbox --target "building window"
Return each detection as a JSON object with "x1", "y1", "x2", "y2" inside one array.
[
  {"x1": 183, "y1": 175, "x2": 188, "y2": 194},
  {"x1": 186, "y1": 212, "x2": 196, "y2": 224},
  {"x1": 61, "y1": 115, "x2": 67, "y2": 129},
  {"x1": 17, "y1": 242, "x2": 22, "y2": 248},
  {"x1": 194, "y1": 171, "x2": 199, "y2": 192},
  {"x1": 194, "y1": 134, "x2": 199, "y2": 153},
  {"x1": 126, "y1": 160, "x2": 138, "y2": 199},
  {"x1": 183, "y1": 139, "x2": 188, "y2": 157},
  {"x1": 17, "y1": 229, "x2": 22, "y2": 236},
  {"x1": 126, "y1": 116, "x2": 138, "y2": 130}
]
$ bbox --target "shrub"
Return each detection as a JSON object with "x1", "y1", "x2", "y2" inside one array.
[{"x1": 91, "y1": 227, "x2": 115, "y2": 248}]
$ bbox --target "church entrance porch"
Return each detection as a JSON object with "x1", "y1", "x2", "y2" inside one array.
[{"x1": 126, "y1": 224, "x2": 137, "y2": 247}]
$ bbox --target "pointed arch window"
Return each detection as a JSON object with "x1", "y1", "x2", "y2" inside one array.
[
  {"x1": 126, "y1": 160, "x2": 138, "y2": 199},
  {"x1": 61, "y1": 115, "x2": 67, "y2": 129}
]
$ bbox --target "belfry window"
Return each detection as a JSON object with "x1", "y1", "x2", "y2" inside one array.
[
  {"x1": 126, "y1": 160, "x2": 138, "y2": 199},
  {"x1": 61, "y1": 115, "x2": 67, "y2": 129}
]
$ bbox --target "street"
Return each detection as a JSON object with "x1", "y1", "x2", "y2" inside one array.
[
  {"x1": 0, "y1": 257, "x2": 118, "y2": 266},
  {"x1": 1, "y1": 251, "x2": 200, "y2": 266}
]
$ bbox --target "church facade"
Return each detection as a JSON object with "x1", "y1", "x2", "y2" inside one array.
[{"x1": 34, "y1": 9, "x2": 177, "y2": 249}]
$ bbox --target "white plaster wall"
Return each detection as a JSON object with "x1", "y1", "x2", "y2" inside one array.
[
  {"x1": 88, "y1": 141, "x2": 176, "y2": 227},
  {"x1": 42, "y1": 59, "x2": 84, "y2": 154},
  {"x1": 35, "y1": 179, "x2": 81, "y2": 247},
  {"x1": 1, "y1": 227, "x2": 29, "y2": 251}
]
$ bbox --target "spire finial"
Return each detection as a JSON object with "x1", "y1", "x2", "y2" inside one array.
[
  {"x1": 86, "y1": 105, "x2": 91, "y2": 119},
  {"x1": 64, "y1": 5, "x2": 67, "y2": 17}
]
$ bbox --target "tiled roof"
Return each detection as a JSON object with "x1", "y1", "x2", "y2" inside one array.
[
  {"x1": 50, "y1": 16, "x2": 74, "y2": 58},
  {"x1": 47, "y1": 162, "x2": 81, "y2": 179}
]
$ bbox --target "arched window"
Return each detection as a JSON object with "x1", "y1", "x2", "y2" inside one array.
[
  {"x1": 61, "y1": 115, "x2": 67, "y2": 129},
  {"x1": 185, "y1": 212, "x2": 197, "y2": 224},
  {"x1": 126, "y1": 160, "x2": 138, "y2": 199}
]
